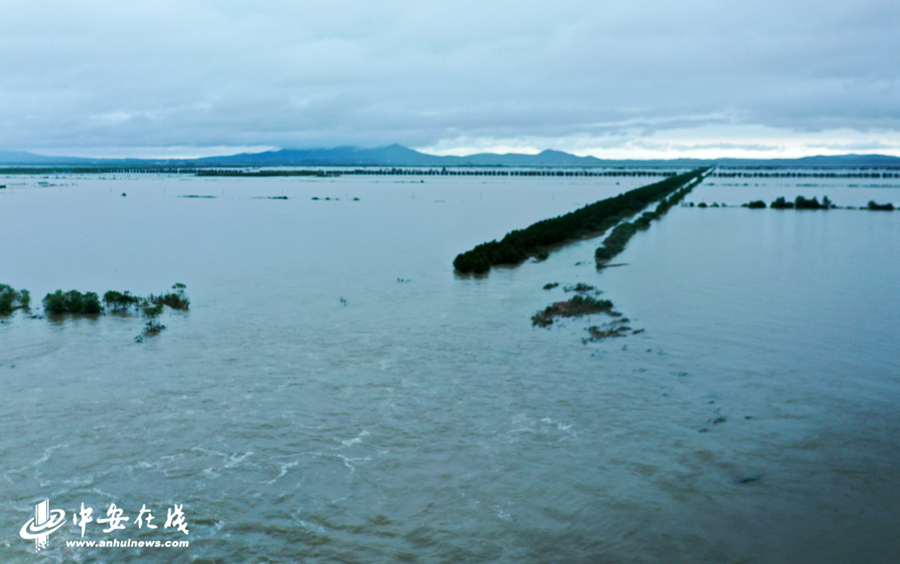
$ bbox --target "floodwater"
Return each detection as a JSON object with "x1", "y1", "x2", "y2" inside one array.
[{"x1": 1, "y1": 172, "x2": 898, "y2": 563}]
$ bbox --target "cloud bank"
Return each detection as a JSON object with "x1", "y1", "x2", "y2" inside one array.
[{"x1": 2, "y1": 0, "x2": 899, "y2": 158}]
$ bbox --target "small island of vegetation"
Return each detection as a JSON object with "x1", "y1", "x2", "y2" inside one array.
[
  {"x1": 104, "y1": 284, "x2": 189, "y2": 312},
  {"x1": 532, "y1": 295, "x2": 618, "y2": 328}
]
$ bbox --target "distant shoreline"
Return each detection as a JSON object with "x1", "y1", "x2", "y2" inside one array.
[{"x1": 2, "y1": 166, "x2": 900, "y2": 178}]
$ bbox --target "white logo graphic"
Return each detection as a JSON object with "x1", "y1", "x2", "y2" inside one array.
[{"x1": 19, "y1": 499, "x2": 67, "y2": 552}]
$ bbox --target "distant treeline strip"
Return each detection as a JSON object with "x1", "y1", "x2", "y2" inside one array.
[
  {"x1": 1, "y1": 167, "x2": 684, "y2": 178},
  {"x1": 196, "y1": 170, "x2": 339, "y2": 177},
  {"x1": 341, "y1": 168, "x2": 681, "y2": 177},
  {"x1": 197, "y1": 168, "x2": 685, "y2": 178},
  {"x1": 0, "y1": 167, "x2": 198, "y2": 175},
  {"x1": 453, "y1": 168, "x2": 708, "y2": 274},
  {"x1": 715, "y1": 171, "x2": 900, "y2": 178},
  {"x1": 3, "y1": 167, "x2": 900, "y2": 178}
]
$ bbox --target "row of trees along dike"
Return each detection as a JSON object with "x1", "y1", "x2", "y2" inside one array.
[
  {"x1": 3, "y1": 166, "x2": 896, "y2": 179},
  {"x1": 453, "y1": 168, "x2": 709, "y2": 274},
  {"x1": 343, "y1": 169, "x2": 681, "y2": 177},
  {"x1": 194, "y1": 168, "x2": 686, "y2": 178},
  {"x1": 3, "y1": 167, "x2": 687, "y2": 179},
  {"x1": 592, "y1": 173, "x2": 705, "y2": 266}
]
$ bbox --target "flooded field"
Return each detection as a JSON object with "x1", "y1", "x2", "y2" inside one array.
[{"x1": 1, "y1": 171, "x2": 898, "y2": 563}]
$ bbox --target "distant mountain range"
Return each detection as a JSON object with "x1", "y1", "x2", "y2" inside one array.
[{"x1": 2, "y1": 145, "x2": 900, "y2": 168}]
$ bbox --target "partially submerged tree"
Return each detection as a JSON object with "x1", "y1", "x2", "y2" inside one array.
[
  {"x1": 103, "y1": 290, "x2": 141, "y2": 311},
  {"x1": 0, "y1": 284, "x2": 30, "y2": 315},
  {"x1": 770, "y1": 197, "x2": 794, "y2": 209},
  {"x1": 43, "y1": 290, "x2": 102, "y2": 314}
]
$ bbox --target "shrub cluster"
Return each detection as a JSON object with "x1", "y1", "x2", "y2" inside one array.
[
  {"x1": 0, "y1": 284, "x2": 30, "y2": 315},
  {"x1": 148, "y1": 292, "x2": 190, "y2": 311},
  {"x1": 868, "y1": 201, "x2": 895, "y2": 211},
  {"x1": 771, "y1": 196, "x2": 834, "y2": 210},
  {"x1": 103, "y1": 290, "x2": 142, "y2": 311},
  {"x1": 770, "y1": 197, "x2": 793, "y2": 209},
  {"x1": 103, "y1": 284, "x2": 190, "y2": 313},
  {"x1": 795, "y1": 196, "x2": 831, "y2": 209},
  {"x1": 453, "y1": 168, "x2": 708, "y2": 274},
  {"x1": 43, "y1": 290, "x2": 102, "y2": 314},
  {"x1": 41, "y1": 283, "x2": 189, "y2": 319}
]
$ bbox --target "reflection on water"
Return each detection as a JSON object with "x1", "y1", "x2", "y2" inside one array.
[{"x1": 1, "y1": 174, "x2": 898, "y2": 563}]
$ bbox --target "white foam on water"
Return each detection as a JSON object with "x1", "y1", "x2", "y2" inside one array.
[
  {"x1": 298, "y1": 519, "x2": 326, "y2": 534},
  {"x1": 262, "y1": 460, "x2": 301, "y2": 485},
  {"x1": 224, "y1": 452, "x2": 253, "y2": 468},
  {"x1": 339, "y1": 430, "x2": 370, "y2": 448}
]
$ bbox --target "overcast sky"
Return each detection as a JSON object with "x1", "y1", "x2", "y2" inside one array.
[{"x1": 1, "y1": 0, "x2": 898, "y2": 159}]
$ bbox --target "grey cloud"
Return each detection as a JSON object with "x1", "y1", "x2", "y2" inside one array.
[{"x1": 1, "y1": 0, "x2": 898, "y2": 155}]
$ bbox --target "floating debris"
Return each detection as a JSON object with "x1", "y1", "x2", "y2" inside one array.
[
  {"x1": 582, "y1": 320, "x2": 632, "y2": 342},
  {"x1": 563, "y1": 283, "x2": 596, "y2": 293}
]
